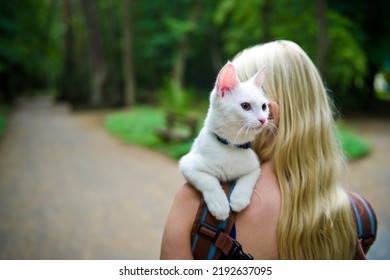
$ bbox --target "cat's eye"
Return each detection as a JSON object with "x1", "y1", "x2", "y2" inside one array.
[
  {"x1": 262, "y1": 103, "x2": 267, "y2": 111},
  {"x1": 241, "y1": 102, "x2": 251, "y2": 111}
]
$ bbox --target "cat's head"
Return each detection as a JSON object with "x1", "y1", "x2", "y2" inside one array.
[{"x1": 207, "y1": 62, "x2": 269, "y2": 144}]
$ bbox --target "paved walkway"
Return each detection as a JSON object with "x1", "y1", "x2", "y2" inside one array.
[
  {"x1": 343, "y1": 117, "x2": 390, "y2": 260},
  {"x1": 0, "y1": 97, "x2": 388, "y2": 259},
  {"x1": 0, "y1": 97, "x2": 183, "y2": 259}
]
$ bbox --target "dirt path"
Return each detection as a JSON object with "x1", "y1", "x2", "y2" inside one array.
[
  {"x1": 343, "y1": 117, "x2": 390, "y2": 259},
  {"x1": 0, "y1": 97, "x2": 184, "y2": 259},
  {"x1": 0, "y1": 97, "x2": 388, "y2": 259}
]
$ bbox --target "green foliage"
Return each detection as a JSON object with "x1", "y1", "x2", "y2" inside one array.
[
  {"x1": 213, "y1": 0, "x2": 367, "y2": 98},
  {"x1": 214, "y1": 0, "x2": 264, "y2": 56},
  {"x1": 270, "y1": 0, "x2": 317, "y2": 56},
  {"x1": 105, "y1": 107, "x2": 165, "y2": 148},
  {"x1": 0, "y1": 0, "x2": 62, "y2": 91},
  {"x1": 104, "y1": 106, "x2": 196, "y2": 159},
  {"x1": 0, "y1": 106, "x2": 8, "y2": 138},
  {"x1": 327, "y1": 12, "x2": 367, "y2": 93},
  {"x1": 336, "y1": 121, "x2": 371, "y2": 160},
  {"x1": 157, "y1": 79, "x2": 200, "y2": 116},
  {"x1": 1, "y1": 0, "x2": 389, "y2": 112},
  {"x1": 374, "y1": 72, "x2": 390, "y2": 101}
]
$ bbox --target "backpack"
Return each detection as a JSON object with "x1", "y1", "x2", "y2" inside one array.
[{"x1": 190, "y1": 182, "x2": 377, "y2": 260}]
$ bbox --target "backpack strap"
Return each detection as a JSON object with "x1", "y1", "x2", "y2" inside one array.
[
  {"x1": 347, "y1": 191, "x2": 378, "y2": 259},
  {"x1": 190, "y1": 182, "x2": 253, "y2": 260},
  {"x1": 191, "y1": 187, "x2": 378, "y2": 260}
]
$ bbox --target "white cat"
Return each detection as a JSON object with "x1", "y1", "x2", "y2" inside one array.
[{"x1": 179, "y1": 62, "x2": 269, "y2": 220}]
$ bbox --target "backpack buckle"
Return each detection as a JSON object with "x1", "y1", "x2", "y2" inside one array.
[{"x1": 228, "y1": 240, "x2": 254, "y2": 260}]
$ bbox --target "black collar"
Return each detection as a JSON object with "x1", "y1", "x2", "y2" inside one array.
[{"x1": 214, "y1": 133, "x2": 251, "y2": 149}]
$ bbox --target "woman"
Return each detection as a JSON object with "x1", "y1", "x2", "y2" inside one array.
[{"x1": 160, "y1": 40, "x2": 369, "y2": 259}]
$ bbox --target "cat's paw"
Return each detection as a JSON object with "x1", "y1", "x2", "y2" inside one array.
[
  {"x1": 203, "y1": 189, "x2": 230, "y2": 220},
  {"x1": 230, "y1": 189, "x2": 251, "y2": 212}
]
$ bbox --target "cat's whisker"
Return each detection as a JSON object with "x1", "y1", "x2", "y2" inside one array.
[{"x1": 232, "y1": 124, "x2": 248, "y2": 145}]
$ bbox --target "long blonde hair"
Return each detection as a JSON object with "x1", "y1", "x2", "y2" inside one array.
[{"x1": 232, "y1": 40, "x2": 357, "y2": 259}]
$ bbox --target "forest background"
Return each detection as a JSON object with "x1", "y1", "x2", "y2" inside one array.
[{"x1": 1, "y1": 0, "x2": 389, "y2": 158}]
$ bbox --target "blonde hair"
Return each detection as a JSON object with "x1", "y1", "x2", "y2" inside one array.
[{"x1": 232, "y1": 40, "x2": 357, "y2": 259}]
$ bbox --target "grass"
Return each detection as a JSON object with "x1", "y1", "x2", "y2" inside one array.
[
  {"x1": 336, "y1": 121, "x2": 372, "y2": 160},
  {"x1": 104, "y1": 106, "x2": 197, "y2": 159},
  {"x1": 105, "y1": 107, "x2": 166, "y2": 148},
  {"x1": 105, "y1": 106, "x2": 371, "y2": 161}
]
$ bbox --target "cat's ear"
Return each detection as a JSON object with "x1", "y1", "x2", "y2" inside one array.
[
  {"x1": 251, "y1": 66, "x2": 266, "y2": 89},
  {"x1": 216, "y1": 62, "x2": 239, "y2": 97}
]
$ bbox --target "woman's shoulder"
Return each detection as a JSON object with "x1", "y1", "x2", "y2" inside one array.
[
  {"x1": 175, "y1": 183, "x2": 202, "y2": 203},
  {"x1": 235, "y1": 162, "x2": 282, "y2": 259},
  {"x1": 160, "y1": 183, "x2": 201, "y2": 259}
]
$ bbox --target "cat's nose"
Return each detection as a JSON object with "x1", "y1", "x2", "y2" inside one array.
[{"x1": 259, "y1": 118, "x2": 266, "y2": 125}]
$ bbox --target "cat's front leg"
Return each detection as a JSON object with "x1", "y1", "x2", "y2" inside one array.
[
  {"x1": 191, "y1": 172, "x2": 230, "y2": 220},
  {"x1": 182, "y1": 169, "x2": 230, "y2": 220},
  {"x1": 202, "y1": 184, "x2": 230, "y2": 220},
  {"x1": 230, "y1": 167, "x2": 260, "y2": 212}
]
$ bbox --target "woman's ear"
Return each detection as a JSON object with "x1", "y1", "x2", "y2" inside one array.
[{"x1": 268, "y1": 101, "x2": 279, "y2": 127}]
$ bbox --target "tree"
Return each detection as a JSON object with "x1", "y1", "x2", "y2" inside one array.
[
  {"x1": 329, "y1": 0, "x2": 390, "y2": 110},
  {"x1": 58, "y1": 0, "x2": 75, "y2": 103},
  {"x1": 316, "y1": 0, "x2": 329, "y2": 79},
  {"x1": 0, "y1": 0, "x2": 62, "y2": 102},
  {"x1": 81, "y1": 0, "x2": 107, "y2": 106},
  {"x1": 170, "y1": 0, "x2": 203, "y2": 104},
  {"x1": 121, "y1": 0, "x2": 136, "y2": 107},
  {"x1": 261, "y1": 0, "x2": 273, "y2": 42}
]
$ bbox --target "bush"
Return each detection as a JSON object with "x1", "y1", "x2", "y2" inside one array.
[
  {"x1": 105, "y1": 107, "x2": 166, "y2": 148},
  {"x1": 105, "y1": 106, "x2": 196, "y2": 159},
  {"x1": 336, "y1": 121, "x2": 371, "y2": 160}
]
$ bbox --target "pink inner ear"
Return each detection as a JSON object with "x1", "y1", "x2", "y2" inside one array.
[{"x1": 217, "y1": 63, "x2": 239, "y2": 96}]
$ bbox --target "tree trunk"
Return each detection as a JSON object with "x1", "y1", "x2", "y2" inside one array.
[
  {"x1": 316, "y1": 0, "x2": 329, "y2": 79},
  {"x1": 171, "y1": 0, "x2": 203, "y2": 102},
  {"x1": 58, "y1": 0, "x2": 74, "y2": 103},
  {"x1": 209, "y1": 29, "x2": 223, "y2": 73},
  {"x1": 81, "y1": 0, "x2": 107, "y2": 106},
  {"x1": 105, "y1": 1, "x2": 122, "y2": 106},
  {"x1": 261, "y1": 0, "x2": 272, "y2": 42},
  {"x1": 121, "y1": 0, "x2": 136, "y2": 107}
]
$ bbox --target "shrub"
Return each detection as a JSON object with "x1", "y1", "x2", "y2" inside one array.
[
  {"x1": 105, "y1": 106, "x2": 196, "y2": 159},
  {"x1": 336, "y1": 121, "x2": 371, "y2": 160},
  {"x1": 105, "y1": 107, "x2": 166, "y2": 148}
]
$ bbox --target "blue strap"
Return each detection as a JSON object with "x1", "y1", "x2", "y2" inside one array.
[
  {"x1": 354, "y1": 192, "x2": 376, "y2": 236},
  {"x1": 230, "y1": 224, "x2": 237, "y2": 239},
  {"x1": 191, "y1": 207, "x2": 208, "y2": 253},
  {"x1": 191, "y1": 182, "x2": 236, "y2": 259},
  {"x1": 347, "y1": 193, "x2": 364, "y2": 238},
  {"x1": 347, "y1": 191, "x2": 377, "y2": 239}
]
